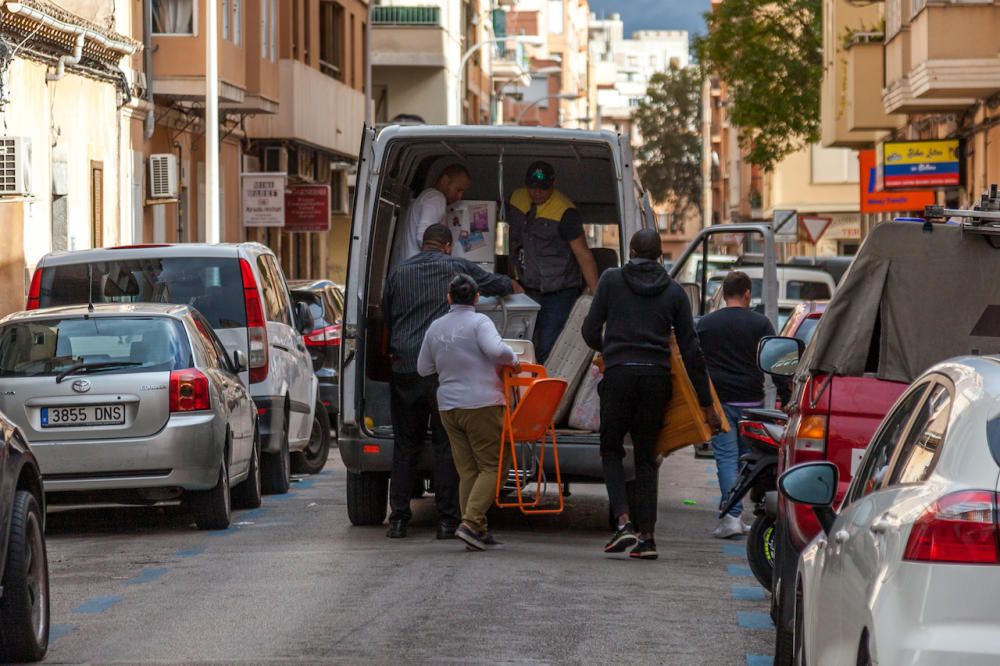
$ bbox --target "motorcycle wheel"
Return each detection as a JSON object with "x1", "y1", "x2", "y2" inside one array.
[{"x1": 747, "y1": 512, "x2": 776, "y2": 590}]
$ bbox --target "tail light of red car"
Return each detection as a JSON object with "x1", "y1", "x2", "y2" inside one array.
[
  {"x1": 304, "y1": 323, "x2": 342, "y2": 348},
  {"x1": 240, "y1": 259, "x2": 269, "y2": 383},
  {"x1": 170, "y1": 369, "x2": 211, "y2": 412},
  {"x1": 740, "y1": 421, "x2": 780, "y2": 448},
  {"x1": 26, "y1": 267, "x2": 42, "y2": 310},
  {"x1": 793, "y1": 414, "x2": 827, "y2": 459},
  {"x1": 903, "y1": 490, "x2": 1000, "y2": 564}
]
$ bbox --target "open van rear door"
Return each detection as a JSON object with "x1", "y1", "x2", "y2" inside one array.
[{"x1": 339, "y1": 125, "x2": 375, "y2": 431}]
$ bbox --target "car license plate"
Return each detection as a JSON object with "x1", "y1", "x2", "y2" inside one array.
[{"x1": 40, "y1": 405, "x2": 125, "y2": 428}]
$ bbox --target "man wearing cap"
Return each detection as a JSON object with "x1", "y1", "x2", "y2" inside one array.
[{"x1": 508, "y1": 161, "x2": 599, "y2": 362}]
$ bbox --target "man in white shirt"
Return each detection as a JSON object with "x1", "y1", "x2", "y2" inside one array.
[{"x1": 395, "y1": 164, "x2": 472, "y2": 262}]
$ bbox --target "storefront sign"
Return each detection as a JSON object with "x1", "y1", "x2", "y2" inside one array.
[
  {"x1": 880, "y1": 140, "x2": 960, "y2": 189},
  {"x1": 285, "y1": 184, "x2": 331, "y2": 232},
  {"x1": 860, "y1": 150, "x2": 935, "y2": 213},
  {"x1": 824, "y1": 213, "x2": 862, "y2": 240},
  {"x1": 242, "y1": 173, "x2": 286, "y2": 227}
]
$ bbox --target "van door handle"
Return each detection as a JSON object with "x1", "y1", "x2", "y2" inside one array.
[{"x1": 273, "y1": 343, "x2": 290, "y2": 353}]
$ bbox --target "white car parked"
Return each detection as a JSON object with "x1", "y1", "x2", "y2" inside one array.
[{"x1": 780, "y1": 355, "x2": 1000, "y2": 665}]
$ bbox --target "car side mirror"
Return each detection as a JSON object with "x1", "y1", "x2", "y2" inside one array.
[
  {"x1": 295, "y1": 301, "x2": 314, "y2": 334},
  {"x1": 778, "y1": 462, "x2": 839, "y2": 535},
  {"x1": 232, "y1": 349, "x2": 248, "y2": 373},
  {"x1": 758, "y1": 336, "x2": 804, "y2": 378}
]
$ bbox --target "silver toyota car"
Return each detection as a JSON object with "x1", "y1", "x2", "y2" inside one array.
[{"x1": 0, "y1": 304, "x2": 261, "y2": 529}]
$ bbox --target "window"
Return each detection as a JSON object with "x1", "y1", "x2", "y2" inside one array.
[
  {"x1": 192, "y1": 311, "x2": 235, "y2": 372},
  {"x1": 656, "y1": 212, "x2": 668, "y2": 231},
  {"x1": 848, "y1": 385, "x2": 928, "y2": 503},
  {"x1": 811, "y1": 144, "x2": 860, "y2": 184},
  {"x1": 260, "y1": 0, "x2": 268, "y2": 58},
  {"x1": 890, "y1": 384, "x2": 950, "y2": 485},
  {"x1": 233, "y1": 0, "x2": 242, "y2": 45},
  {"x1": 270, "y1": 0, "x2": 276, "y2": 61},
  {"x1": 785, "y1": 281, "x2": 831, "y2": 300},
  {"x1": 256, "y1": 256, "x2": 292, "y2": 326},
  {"x1": 320, "y1": 1, "x2": 345, "y2": 79},
  {"x1": 222, "y1": 0, "x2": 230, "y2": 40},
  {"x1": 153, "y1": 0, "x2": 195, "y2": 34},
  {"x1": 90, "y1": 161, "x2": 103, "y2": 248}
]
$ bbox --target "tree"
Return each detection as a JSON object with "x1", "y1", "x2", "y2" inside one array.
[
  {"x1": 633, "y1": 66, "x2": 704, "y2": 220},
  {"x1": 695, "y1": 0, "x2": 822, "y2": 171}
]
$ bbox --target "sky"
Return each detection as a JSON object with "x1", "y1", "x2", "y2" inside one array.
[{"x1": 587, "y1": 0, "x2": 712, "y2": 38}]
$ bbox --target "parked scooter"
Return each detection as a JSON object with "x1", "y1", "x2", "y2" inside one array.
[{"x1": 718, "y1": 407, "x2": 787, "y2": 590}]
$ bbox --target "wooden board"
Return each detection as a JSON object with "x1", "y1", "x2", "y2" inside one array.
[{"x1": 656, "y1": 335, "x2": 730, "y2": 457}]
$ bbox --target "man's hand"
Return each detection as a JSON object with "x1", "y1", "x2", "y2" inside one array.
[
  {"x1": 511, "y1": 361, "x2": 522, "y2": 375},
  {"x1": 703, "y1": 406, "x2": 722, "y2": 434},
  {"x1": 511, "y1": 280, "x2": 525, "y2": 295}
]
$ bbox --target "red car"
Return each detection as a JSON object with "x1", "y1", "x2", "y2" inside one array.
[{"x1": 759, "y1": 216, "x2": 1000, "y2": 664}]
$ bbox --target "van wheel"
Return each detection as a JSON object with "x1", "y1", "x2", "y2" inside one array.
[
  {"x1": 346, "y1": 471, "x2": 389, "y2": 526},
  {"x1": 232, "y1": 429, "x2": 263, "y2": 510},
  {"x1": 0, "y1": 491, "x2": 49, "y2": 663},
  {"x1": 191, "y1": 461, "x2": 232, "y2": 530},
  {"x1": 291, "y1": 402, "x2": 330, "y2": 475},
  {"x1": 262, "y1": 419, "x2": 291, "y2": 495}
]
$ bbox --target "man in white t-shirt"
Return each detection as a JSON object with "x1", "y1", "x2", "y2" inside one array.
[{"x1": 395, "y1": 164, "x2": 472, "y2": 262}]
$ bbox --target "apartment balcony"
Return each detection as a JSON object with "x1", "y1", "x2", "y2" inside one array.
[
  {"x1": 372, "y1": 6, "x2": 447, "y2": 68},
  {"x1": 245, "y1": 60, "x2": 363, "y2": 158},
  {"x1": 846, "y1": 38, "x2": 900, "y2": 132},
  {"x1": 908, "y1": 1, "x2": 1000, "y2": 99}
]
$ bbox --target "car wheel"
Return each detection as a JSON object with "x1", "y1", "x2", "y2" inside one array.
[
  {"x1": 856, "y1": 632, "x2": 872, "y2": 666},
  {"x1": 192, "y1": 460, "x2": 232, "y2": 530},
  {"x1": 291, "y1": 402, "x2": 330, "y2": 475},
  {"x1": 0, "y1": 490, "x2": 49, "y2": 663},
  {"x1": 261, "y1": 410, "x2": 291, "y2": 495},
  {"x1": 346, "y1": 471, "x2": 389, "y2": 526},
  {"x1": 747, "y1": 513, "x2": 776, "y2": 590},
  {"x1": 232, "y1": 428, "x2": 263, "y2": 510}
]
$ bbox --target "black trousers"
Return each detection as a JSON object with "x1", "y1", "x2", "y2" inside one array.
[
  {"x1": 388, "y1": 372, "x2": 460, "y2": 524},
  {"x1": 599, "y1": 366, "x2": 672, "y2": 535}
]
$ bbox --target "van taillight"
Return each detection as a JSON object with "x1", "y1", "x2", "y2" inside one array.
[
  {"x1": 240, "y1": 259, "x2": 268, "y2": 383},
  {"x1": 794, "y1": 415, "x2": 827, "y2": 454},
  {"x1": 903, "y1": 490, "x2": 1000, "y2": 564},
  {"x1": 169, "y1": 369, "x2": 211, "y2": 412},
  {"x1": 26, "y1": 267, "x2": 42, "y2": 310}
]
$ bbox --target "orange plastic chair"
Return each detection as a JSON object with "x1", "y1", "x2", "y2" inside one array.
[{"x1": 494, "y1": 363, "x2": 568, "y2": 515}]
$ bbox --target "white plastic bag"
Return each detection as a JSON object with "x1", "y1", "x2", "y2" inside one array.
[{"x1": 568, "y1": 361, "x2": 602, "y2": 431}]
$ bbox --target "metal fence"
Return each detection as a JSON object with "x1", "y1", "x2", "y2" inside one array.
[{"x1": 371, "y1": 6, "x2": 440, "y2": 26}]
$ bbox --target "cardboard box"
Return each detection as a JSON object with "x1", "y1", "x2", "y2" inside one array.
[{"x1": 656, "y1": 335, "x2": 730, "y2": 457}]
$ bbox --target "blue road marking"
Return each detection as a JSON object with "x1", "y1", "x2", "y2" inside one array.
[
  {"x1": 292, "y1": 478, "x2": 317, "y2": 490},
  {"x1": 238, "y1": 507, "x2": 271, "y2": 520},
  {"x1": 175, "y1": 544, "x2": 206, "y2": 558},
  {"x1": 738, "y1": 611, "x2": 775, "y2": 630},
  {"x1": 722, "y1": 543, "x2": 745, "y2": 557},
  {"x1": 266, "y1": 492, "x2": 299, "y2": 501},
  {"x1": 72, "y1": 596, "x2": 122, "y2": 614},
  {"x1": 728, "y1": 564, "x2": 753, "y2": 577},
  {"x1": 748, "y1": 655, "x2": 774, "y2": 666},
  {"x1": 125, "y1": 567, "x2": 168, "y2": 586},
  {"x1": 732, "y1": 586, "x2": 767, "y2": 601},
  {"x1": 207, "y1": 525, "x2": 240, "y2": 537},
  {"x1": 50, "y1": 624, "x2": 76, "y2": 643}
]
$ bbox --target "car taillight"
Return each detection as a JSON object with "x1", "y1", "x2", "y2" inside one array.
[
  {"x1": 26, "y1": 267, "x2": 42, "y2": 310},
  {"x1": 794, "y1": 415, "x2": 827, "y2": 454},
  {"x1": 170, "y1": 369, "x2": 211, "y2": 412},
  {"x1": 240, "y1": 259, "x2": 268, "y2": 383},
  {"x1": 304, "y1": 323, "x2": 341, "y2": 348},
  {"x1": 740, "y1": 421, "x2": 780, "y2": 448},
  {"x1": 903, "y1": 490, "x2": 1000, "y2": 564}
]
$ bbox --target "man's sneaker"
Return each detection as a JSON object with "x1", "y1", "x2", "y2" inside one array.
[
  {"x1": 604, "y1": 522, "x2": 639, "y2": 553},
  {"x1": 466, "y1": 533, "x2": 504, "y2": 551},
  {"x1": 713, "y1": 514, "x2": 745, "y2": 539},
  {"x1": 629, "y1": 539, "x2": 658, "y2": 560},
  {"x1": 456, "y1": 523, "x2": 487, "y2": 551}
]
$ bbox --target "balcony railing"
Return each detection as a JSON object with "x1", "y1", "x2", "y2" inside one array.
[{"x1": 372, "y1": 6, "x2": 440, "y2": 26}]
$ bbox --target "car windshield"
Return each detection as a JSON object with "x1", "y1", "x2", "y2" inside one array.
[
  {"x1": 0, "y1": 317, "x2": 192, "y2": 378},
  {"x1": 38, "y1": 258, "x2": 246, "y2": 329},
  {"x1": 793, "y1": 316, "x2": 820, "y2": 344}
]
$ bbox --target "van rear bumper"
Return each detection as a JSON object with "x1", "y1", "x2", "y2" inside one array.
[
  {"x1": 253, "y1": 396, "x2": 286, "y2": 454},
  {"x1": 338, "y1": 432, "x2": 635, "y2": 481}
]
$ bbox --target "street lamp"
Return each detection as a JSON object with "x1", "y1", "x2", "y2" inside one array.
[
  {"x1": 515, "y1": 93, "x2": 582, "y2": 125},
  {"x1": 456, "y1": 35, "x2": 544, "y2": 125}
]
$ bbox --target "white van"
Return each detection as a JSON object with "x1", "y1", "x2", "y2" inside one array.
[{"x1": 338, "y1": 125, "x2": 655, "y2": 525}]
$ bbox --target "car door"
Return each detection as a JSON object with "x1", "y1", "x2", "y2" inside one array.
[{"x1": 810, "y1": 380, "x2": 934, "y2": 664}]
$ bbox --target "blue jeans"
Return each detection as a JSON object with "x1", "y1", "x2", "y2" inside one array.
[
  {"x1": 712, "y1": 402, "x2": 757, "y2": 518},
  {"x1": 526, "y1": 287, "x2": 581, "y2": 363}
]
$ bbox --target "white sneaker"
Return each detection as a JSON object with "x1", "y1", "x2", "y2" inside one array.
[{"x1": 713, "y1": 514, "x2": 744, "y2": 539}]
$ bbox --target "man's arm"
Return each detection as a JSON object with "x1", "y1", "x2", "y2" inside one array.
[
  {"x1": 416, "y1": 328, "x2": 436, "y2": 377},
  {"x1": 458, "y1": 258, "x2": 515, "y2": 297},
  {"x1": 569, "y1": 236, "x2": 599, "y2": 294},
  {"x1": 475, "y1": 318, "x2": 517, "y2": 366},
  {"x1": 671, "y1": 284, "x2": 713, "y2": 407},
  {"x1": 581, "y1": 273, "x2": 610, "y2": 351},
  {"x1": 414, "y1": 191, "x2": 448, "y2": 247}
]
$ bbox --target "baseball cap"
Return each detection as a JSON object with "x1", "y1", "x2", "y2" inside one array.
[{"x1": 525, "y1": 161, "x2": 555, "y2": 189}]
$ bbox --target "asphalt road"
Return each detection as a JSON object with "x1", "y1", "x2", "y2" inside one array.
[{"x1": 41, "y1": 449, "x2": 775, "y2": 665}]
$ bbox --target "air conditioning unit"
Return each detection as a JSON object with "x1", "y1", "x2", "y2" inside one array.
[
  {"x1": 148, "y1": 153, "x2": 178, "y2": 199},
  {"x1": 0, "y1": 136, "x2": 29, "y2": 196}
]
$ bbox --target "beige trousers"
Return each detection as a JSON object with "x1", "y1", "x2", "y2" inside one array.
[{"x1": 439, "y1": 406, "x2": 506, "y2": 534}]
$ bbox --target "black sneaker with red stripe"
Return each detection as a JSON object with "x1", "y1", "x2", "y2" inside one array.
[{"x1": 629, "y1": 539, "x2": 658, "y2": 560}]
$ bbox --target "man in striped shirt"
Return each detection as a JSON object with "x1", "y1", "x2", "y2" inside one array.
[{"x1": 381, "y1": 223, "x2": 520, "y2": 539}]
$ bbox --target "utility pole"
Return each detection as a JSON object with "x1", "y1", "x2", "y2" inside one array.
[
  {"x1": 206, "y1": 0, "x2": 221, "y2": 243},
  {"x1": 701, "y1": 76, "x2": 712, "y2": 230}
]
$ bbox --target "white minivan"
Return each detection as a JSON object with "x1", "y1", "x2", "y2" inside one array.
[
  {"x1": 338, "y1": 125, "x2": 656, "y2": 525},
  {"x1": 29, "y1": 243, "x2": 317, "y2": 495}
]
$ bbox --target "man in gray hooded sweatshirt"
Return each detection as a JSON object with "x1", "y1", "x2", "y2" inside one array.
[{"x1": 582, "y1": 229, "x2": 718, "y2": 560}]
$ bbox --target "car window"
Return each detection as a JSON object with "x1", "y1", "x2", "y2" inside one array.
[
  {"x1": 326, "y1": 287, "x2": 344, "y2": 322},
  {"x1": 888, "y1": 384, "x2": 950, "y2": 486},
  {"x1": 793, "y1": 316, "x2": 820, "y2": 344},
  {"x1": 0, "y1": 316, "x2": 192, "y2": 377},
  {"x1": 292, "y1": 292, "x2": 329, "y2": 328},
  {"x1": 39, "y1": 258, "x2": 246, "y2": 329},
  {"x1": 191, "y1": 311, "x2": 234, "y2": 373},
  {"x1": 256, "y1": 256, "x2": 292, "y2": 326},
  {"x1": 848, "y1": 384, "x2": 928, "y2": 503},
  {"x1": 786, "y1": 281, "x2": 831, "y2": 300}
]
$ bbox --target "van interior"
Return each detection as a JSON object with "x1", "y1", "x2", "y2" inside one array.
[{"x1": 360, "y1": 137, "x2": 626, "y2": 435}]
